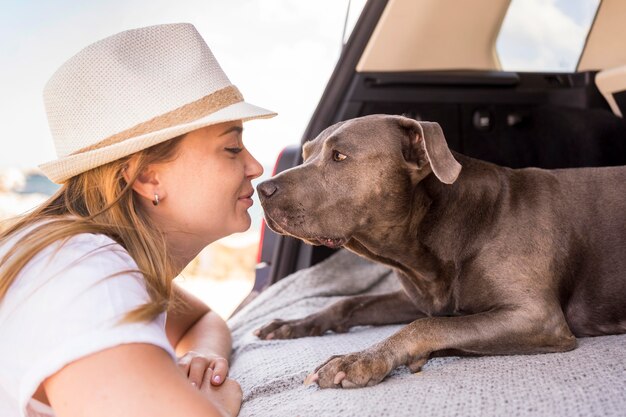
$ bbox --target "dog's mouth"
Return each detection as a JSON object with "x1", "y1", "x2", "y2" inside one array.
[
  {"x1": 263, "y1": 212, "x2": 347, "y2": 249},
  {"x1": 263, "y1": 212, "x2": 286, "y2": 234},
  {"x1": 310, "y1": 237, "x2": 347, "y2": 249}
]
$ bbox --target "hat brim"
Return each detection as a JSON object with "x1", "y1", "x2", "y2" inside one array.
[{"x1": 39, "y1": 101, "x2": 277, "y2": 184}]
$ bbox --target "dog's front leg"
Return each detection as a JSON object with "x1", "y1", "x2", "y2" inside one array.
[
  {"x1": 310, "y1": 306, "x2": 576, "y2": 388},
  {"x1": 254, "y1": 290, "x2": 425, "y2": 340}
]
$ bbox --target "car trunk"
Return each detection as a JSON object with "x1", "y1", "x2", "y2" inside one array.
[{"x1": 245, "y1": 0, "x2": 626, "y2": 310}]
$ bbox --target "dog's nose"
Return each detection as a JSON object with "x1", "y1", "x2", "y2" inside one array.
[{"x1": 257, "y1": 181, "x2": 278, "y2": 198}]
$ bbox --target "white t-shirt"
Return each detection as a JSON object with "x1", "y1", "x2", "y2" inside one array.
[{"x1": 0, "y1": 224, "x2": 176, "y2": 417}]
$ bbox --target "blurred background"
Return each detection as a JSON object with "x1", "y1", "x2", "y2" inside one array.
[{"x1": 0, "y1": 0, "x2": 598, "y2": 318}]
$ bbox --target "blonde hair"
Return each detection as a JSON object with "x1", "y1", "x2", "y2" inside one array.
[{"x1": 0, "y1": 136, "x2": 185, "y2": 322}]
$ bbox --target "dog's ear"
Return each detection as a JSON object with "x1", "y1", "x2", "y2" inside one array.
[{"x1": 397, "y1": 116, "x2": 462, "y2": 184}]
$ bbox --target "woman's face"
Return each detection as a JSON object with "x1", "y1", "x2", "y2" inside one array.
[{"x1": 140, "y1": 120, "x2": 263, "y2": 254}]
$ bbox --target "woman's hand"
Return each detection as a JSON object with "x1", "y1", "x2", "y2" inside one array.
[
  {"x1": 178, "y1": 350, "x2": 230, "y2": 388},
  {"x1": 199, "y1": 370, "x2": 243, "y2": 417},
  {"x1": 179, "y1": 351, "x2": 242, "y2": 417}
]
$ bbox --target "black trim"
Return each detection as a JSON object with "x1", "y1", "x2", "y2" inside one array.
[
  {"x1": 363, "y1": 70, "x2": 521, "y2": 88},
  {"x1": 347, "y1": 71, "x2": 605, "y2": 106},
  {"x1": 614, "y1": 90, "x2": 626, "y2": 115}
]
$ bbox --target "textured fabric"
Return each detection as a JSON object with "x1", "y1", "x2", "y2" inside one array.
[
  {"x1": 44, "y1": 23, "x2": 233, "y2": 156},
  {"x1": 72, "y1": 85, "x2": 244, "y2": 154},
  {"x1": 39, "y1": 99, "x2": 276, "y2": 184},
  {"x1": 0, "y1": 227, "x2": 175, "y2": 417},
  {"x1": 228, "y1": 249, "x2": 626, "y2": 417},
  {"x1": 39, "y1": 23, "x2": 276, "y2": 183}
]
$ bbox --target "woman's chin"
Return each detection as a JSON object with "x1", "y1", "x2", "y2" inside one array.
[{"x1": 234, "y1": 213, "x2": 252, "y2": 233}]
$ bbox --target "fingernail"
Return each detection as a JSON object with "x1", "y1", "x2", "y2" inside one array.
[
  {"x1": 191, "y1": 381, "x2": 197, "y2": 387},
  {"x1": 213, "y1": 375, "x2": 221, "y2": 384}
]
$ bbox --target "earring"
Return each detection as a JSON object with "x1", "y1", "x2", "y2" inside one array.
[{"x1": 152, "y1": 194, "x2": 160, "y2": 206}]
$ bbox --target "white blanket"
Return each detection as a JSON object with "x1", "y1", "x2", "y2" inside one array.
[{"x1": 228, "y1": 250, "x2": 626, "y2": 417}]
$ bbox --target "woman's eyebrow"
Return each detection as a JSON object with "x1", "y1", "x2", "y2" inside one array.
[{"x1": 219, "y1": 126, "x2": 243, "y2": 136}]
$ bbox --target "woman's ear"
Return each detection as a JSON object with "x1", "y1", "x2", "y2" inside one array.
[{"x1": 122, "y1": 155, "x2": 165, "y2": 204}]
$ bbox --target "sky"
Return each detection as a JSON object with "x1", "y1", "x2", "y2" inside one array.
[
  {"x1": 0, "y1": 0, "x2": 365, "y2": 170},
  {"x1": 497, "y1": 0, "x2": 599, "y2": 71},
  {"x1": 0, "y1": 0, "x2": 599, "y2": 171}
]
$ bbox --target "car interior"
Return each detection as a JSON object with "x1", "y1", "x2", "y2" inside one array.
[
  {"x1": 227, "y1": 2, "x2": 626, "y2": 415},
  {"x1": 250, "y1": 0, "x2": 626, "y2": 305},
  {"x1": 244, "y1": 0, "x2": 626, "y2": 304}
]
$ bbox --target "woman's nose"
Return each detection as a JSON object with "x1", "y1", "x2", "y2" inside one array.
[{"x1": 245, "y1": 151, "x2": 264, "y2": 179}]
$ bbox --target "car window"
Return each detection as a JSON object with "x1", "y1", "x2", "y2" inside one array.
[{"x1": 496, "y1": 0, "x2": 600, "y2": 72}]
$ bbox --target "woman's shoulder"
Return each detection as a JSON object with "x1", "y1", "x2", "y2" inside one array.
[
  {"x1": 55, "y1": 229, "x2": 133, "y2": 265},
  {"x1": 1, "y1": 219, "x2": 149, "y2": 324},
  {"x1": 1, "y1": 219, "x2": 140, "y2": 296},
  {"x1": 45, "y1": 235, "x2": 137, "y2": 284},
  {"x1": 3, "y1": 218, "x2": 134, "y2": 266}
]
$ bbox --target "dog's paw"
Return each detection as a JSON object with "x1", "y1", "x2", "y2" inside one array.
[
  {"x1": 254, "y1": 317, "x2": 325, "y2": 340},
  {"x1": 308, "y1": 349, "x2": 394, "y2": 389}
]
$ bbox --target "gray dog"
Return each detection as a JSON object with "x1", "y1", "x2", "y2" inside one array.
[{"x1": 255, "y1": 114, "x2": 626, "y2": 389}]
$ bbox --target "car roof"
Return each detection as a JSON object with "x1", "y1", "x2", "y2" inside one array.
[
  {"x1": 578, "y1": 0, "x2": 626, "y2": 71},
  {"x1": 356, "y1": 0, "x2": 626, "y2": 73}
]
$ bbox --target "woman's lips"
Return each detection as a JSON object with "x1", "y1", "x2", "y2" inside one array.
[{"x1": 238, "y1": 191, "x2": 254, "y2": 207}]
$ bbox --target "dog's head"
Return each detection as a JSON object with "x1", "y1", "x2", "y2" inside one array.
[{"x1": 257, "y1": 114, "x2": 461, "y2": 248}]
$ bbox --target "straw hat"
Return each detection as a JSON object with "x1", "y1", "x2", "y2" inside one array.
[{"x1": 39, "y1": 23, "x2": 276, "y2": 184}]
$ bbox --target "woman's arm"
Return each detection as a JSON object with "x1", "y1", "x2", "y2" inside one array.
[
  {"x1": 44, "y1": 343, "x2": 241, "y2": 417},
  {"x1": 166, "y1": 283, "x2": 233, "y2": 385}
]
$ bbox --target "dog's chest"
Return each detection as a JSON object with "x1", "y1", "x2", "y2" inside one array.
[{"x1": 396, "y1": 270, "x2": 457, "y2": 315}]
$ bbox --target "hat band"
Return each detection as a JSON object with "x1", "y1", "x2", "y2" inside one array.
[{"x1": 71, "y1": 85, "x2": 243, "y2": 155}]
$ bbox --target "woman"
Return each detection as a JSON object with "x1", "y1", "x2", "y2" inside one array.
[{"x1": 0, "y1": 23, "x2": 275, "y2": 417}]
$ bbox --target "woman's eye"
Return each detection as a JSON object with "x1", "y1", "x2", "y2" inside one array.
[
  {"x1": 225, "y1": 147, "x2": 243, "y2": 154},
  {"x1": 332, "y1": 150, "x2": 347, "y2": 162}
]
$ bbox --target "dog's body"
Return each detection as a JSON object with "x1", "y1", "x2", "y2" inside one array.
[{"x1": 256, "y1": 114, "x2": 626, "y2": 389}]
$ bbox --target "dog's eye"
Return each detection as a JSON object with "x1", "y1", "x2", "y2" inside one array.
[{"x1": 332, "y1": 150, "x2": 347, "y2": 162}]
